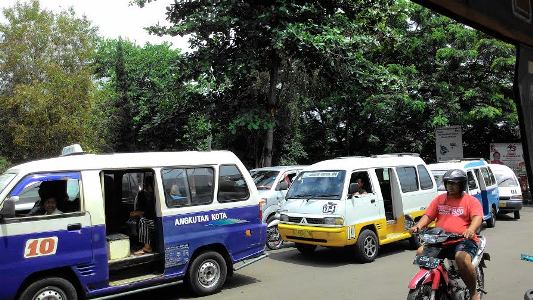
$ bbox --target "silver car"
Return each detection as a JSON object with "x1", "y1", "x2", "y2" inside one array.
[{"x1": 250, "y1": 166, "x2": 305, "y2": 223}]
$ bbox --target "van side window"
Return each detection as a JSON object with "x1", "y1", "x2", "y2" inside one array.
[
  {"x1": 8, "y1": 172, "x2": 82, "y2": 218},
  {"x1": 480, "y1": 167, "x2": 492, "y2": 187},
  {"x1": 487, "y1": 167, "x2": 497, "y2": 186},
  {"x1": 467, "y1": 171, "x2": 478, "y2": 190},
  {"x1": 162, "y1": 167, "x2": 214, "y2": 208},
  {"x1": 396, "y1": 166, "x2": 419, "y2": 193},
  {"x1": 218, "y1": 165, "x2": 250, "y2": 203},
  {"x1": 349, "y1": 171, "x2": 373, "y2": 194},
  {"x1": 417, "y1": 165, "x2": 433, "y2": 190}
]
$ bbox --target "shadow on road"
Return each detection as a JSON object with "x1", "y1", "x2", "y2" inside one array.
[
  {"x1": 117, "y1": 273, "x2": 261, "y2": 300},
  {"x1": 267, "y1": 241, "x2": 412, "y2": 267},
  {"x1": 496, "y1": 213, "x2": 519, "y2": 221}
]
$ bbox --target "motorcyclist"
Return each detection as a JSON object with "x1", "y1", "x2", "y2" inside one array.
[{"x1": 410, "y1": 169, "x2": 483, "y2": 300}]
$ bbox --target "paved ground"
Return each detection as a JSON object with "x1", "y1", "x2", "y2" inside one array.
[{"x1": 126, "y1": 207, "x2": 533, "y2": 300}]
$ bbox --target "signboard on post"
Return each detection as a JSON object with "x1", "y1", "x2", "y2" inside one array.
[
  {"x1": 489, "y1": 143, "x2": 526, "y2": 175},
  {"x1": 436, "y1": 126, "x2": 463, "y2": 162}
]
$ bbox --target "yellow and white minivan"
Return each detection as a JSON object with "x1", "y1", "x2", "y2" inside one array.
[{"x1": 278, "y1": 154, "x2": 437, "y2": 262}]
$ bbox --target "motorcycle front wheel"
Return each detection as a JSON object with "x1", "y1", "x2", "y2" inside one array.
[
  {"x1": 266, "y1": 225, "x2": 284, "y2": 250},
  {"x1": 476, "y1": 266, "x2": 485, "y2": 299},
  {"x1": 407, "y1": 283, "x2": 438, "y2": 300}
]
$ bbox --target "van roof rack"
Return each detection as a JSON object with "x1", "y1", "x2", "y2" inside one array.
[
  {"x1": 335, "y1": 156, "x2": 368, "y2": 159},
  {"x1": 371, "y1": 153, "x2": 420, "y2": 158},
  {"x1": 439, "y1": 158, "x2": 486, "y2": 163}
]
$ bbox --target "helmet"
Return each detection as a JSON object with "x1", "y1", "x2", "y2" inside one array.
[{"x1": 442, "y1": 169, "x2": 467, "y2": 192}]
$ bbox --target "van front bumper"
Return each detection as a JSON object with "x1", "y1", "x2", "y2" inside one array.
[
  {"x1": 498, "y1": 199, "x2": 523, "y2": 212},
  {"x1": 278, "y1": 223, "x2": 349, "y2": 247}
]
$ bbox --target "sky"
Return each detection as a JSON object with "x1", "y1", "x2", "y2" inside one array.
[{"x1": 0, "y1": 0, "x2": 190, "y2": 51}]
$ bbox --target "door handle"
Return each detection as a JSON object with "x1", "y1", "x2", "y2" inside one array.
[
  {"x1": 67, "y1": 223, "x2": 82, "y2": 231},
  {"x1": 370, "y1": 199, "x2": 376, "y2": 203}
]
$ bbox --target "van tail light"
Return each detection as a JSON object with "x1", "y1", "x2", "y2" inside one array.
[{"x1": 259, "y1": 198, "x2": 266, "y2": 221}]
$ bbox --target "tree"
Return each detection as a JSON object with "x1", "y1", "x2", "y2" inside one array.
[
  {"x1": 94, "y1": 39, "x2": 186, "y2": 152},
  {"x1": 0, "y1": 0, "x2": 98, "y2": 162}
]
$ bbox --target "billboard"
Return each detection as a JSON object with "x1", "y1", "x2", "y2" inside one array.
[
  {"x1": 490, "y1": 143, "x2": 526, "y2": 175},
  {"x1": 435, "y1": 126, "x2": 463, "y2": 162}
]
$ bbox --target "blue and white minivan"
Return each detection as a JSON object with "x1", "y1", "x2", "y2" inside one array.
[
  {"x1": 428, "y1": 159, "x2": 500, "y2": 228},
  {"x1": 0, "y1": 148, "x2": 266, "y2": 300}
]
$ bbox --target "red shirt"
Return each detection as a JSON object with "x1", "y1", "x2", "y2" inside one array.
[{"x1": 425, "y1": 193, "x2": 483, "y2": 244}]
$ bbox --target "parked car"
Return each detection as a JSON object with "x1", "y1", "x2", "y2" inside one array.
[
  {"x1": 428, "y1": 159, "x2": 500, "y2": 228},
  {"x1": 249, "y1": 166, "x2": 305, "y2": 223},
  {"x1": 490, "y1": 163, "x2": 523, "y2": 219}
]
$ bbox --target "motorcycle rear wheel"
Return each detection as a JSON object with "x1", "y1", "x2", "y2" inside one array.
[{"x1": 407, "y1": 283, "x2": 439, "y2": 300}]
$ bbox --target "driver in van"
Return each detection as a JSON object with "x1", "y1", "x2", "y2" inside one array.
[
  {"x1": 410, "y1": 169, "x2": 483, "y2": 300},
  {"x1": 42, "y1": 197, "x2": 62, "y2": 215},
  {"x1": 354, "y1": 178, "x2": 367, "y2": 195}
]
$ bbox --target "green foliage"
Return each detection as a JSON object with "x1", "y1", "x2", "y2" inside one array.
[
  {"x1": 0, "y1": 156, "x2": 10, "y2": 173},
  {"x1": 0, "y1": 0, "x2": 98, "y2": 162}
]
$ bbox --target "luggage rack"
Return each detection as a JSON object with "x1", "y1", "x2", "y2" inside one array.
[{"x1": 439, "y1": 158, "x2": 486, "y2": 163}]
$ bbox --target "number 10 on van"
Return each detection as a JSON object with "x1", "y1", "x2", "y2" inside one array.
[{"x1": 24, "y1": 237, "x2": 58, "y2": 258}]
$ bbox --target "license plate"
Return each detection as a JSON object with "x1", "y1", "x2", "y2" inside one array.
[
  {"x1": 294, "y1": 229, "x2": 311, "y2": 238},
  {"x1": 499, "y1": 202, "x2": 506, "y2": 207}
]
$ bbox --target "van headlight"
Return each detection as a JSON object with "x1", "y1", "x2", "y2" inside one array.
[
  {"x1": 324, "y1": 217, "x2": 344, "y2": 225},
  {"x1": 280, "y1": 214, "x2": 289, "y2": 222}
]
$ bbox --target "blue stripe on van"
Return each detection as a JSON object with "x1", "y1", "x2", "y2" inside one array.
[{"x1": 464, "y1": 161, "x2": 485, "y2": 168}]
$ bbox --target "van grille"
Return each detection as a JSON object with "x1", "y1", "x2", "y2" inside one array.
[
  {"x1": 287, "y1": 217, "x2": 324, "y2": 224},
  {"x1": 499, "y1": 196, "x2": 510, "y2": 200}
]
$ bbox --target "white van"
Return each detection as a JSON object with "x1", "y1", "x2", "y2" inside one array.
[
  {"x1": 0, "y1": 148, "x2": 266, "y2": 300},
  {"x1": 249, "y1": 165, "x2": 304, "y2": 223},
  {"x1": 278, "y1": 154, "x2": 437, "y2": 262},
  {"x1": 489, "y1": 163, "x2": 523, "y2": 219}
]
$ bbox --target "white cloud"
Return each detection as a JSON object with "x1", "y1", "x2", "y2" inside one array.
[{"x1": 0, "y1": 0, "x2": 189, "y2": 51}]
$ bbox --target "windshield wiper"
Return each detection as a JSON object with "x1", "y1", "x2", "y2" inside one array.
[{"x1": 315, "y1": 194, "x2": 340, "y2": 199}]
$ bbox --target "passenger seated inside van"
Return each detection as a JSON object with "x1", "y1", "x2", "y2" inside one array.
[{"x1": 130, "y1": 175, "x2": 156, "y2": 256}]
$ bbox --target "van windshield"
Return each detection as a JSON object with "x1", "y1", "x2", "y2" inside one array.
[
  {"x1": 250, "y1": 170, "x2": 280, "y2": 190},
  {"x1": 0, "y1": 173, "x2": 16, "y2": 195},
  {"x1": 286, "y1": 170, "x2": 346, "y2": 200}
]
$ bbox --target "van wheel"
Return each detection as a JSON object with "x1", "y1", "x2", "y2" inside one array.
[
  {"x1": 20, "y1": 277, "x2": 77, "y2": 300},
  {"x1": 186, "y1": 251, "x2": 227, "y2": 296},
  {"x1": 295, "y1": 243, "x2": 316, "y2": 255},
  {"x1": 514, "y1": 210, "x2": 521, "y2": 219},
  {"x1": 486, "y1": 208, "x2": 496, "y2": 228},
  {"x1": 355, "y1": 229, "x2": 379, "y2": 263}
]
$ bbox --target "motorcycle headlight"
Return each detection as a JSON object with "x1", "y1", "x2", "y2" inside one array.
[
  {"x1": 280, "y1": 214, "x2": 289, "y2": 222},
  {"x1": 324, "y1": 217, "x2": 343, "y2": 225}
]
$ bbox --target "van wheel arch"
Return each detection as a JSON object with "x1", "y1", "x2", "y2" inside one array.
[
  {"x1": 266, "y1": 213, "x2": 276, "y2": 224},
  {"x1": 17, "y1": 267, "x2": 83, "y2": 300},
  {"x1": 189, "y1": 244, "x2": 233, "y2": 278}
]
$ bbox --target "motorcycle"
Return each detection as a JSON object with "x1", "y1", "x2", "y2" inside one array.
[
  {"x1": 406, "y1": 221, "x2": 489, "y2": 300},
  {"x1": 266, "y1": 211, "x2": 284, "y2": 250}
]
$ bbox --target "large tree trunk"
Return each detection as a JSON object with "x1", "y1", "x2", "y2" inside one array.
[{"x1": 264, "y1": 55, "x2": 280, "y2": 167}]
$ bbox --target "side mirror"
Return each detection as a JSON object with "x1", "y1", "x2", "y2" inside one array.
[
  {"x1": 276, "y1": 181, "x2": 289, "y2": 191},
  {"x1": 0, "y1": 197, "x2": 16, "y2": 219}
]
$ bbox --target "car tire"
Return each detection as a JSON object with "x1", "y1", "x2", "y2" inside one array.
[
  {"x1": 354, "y1": 229, "x2": 379, "y2": 263},
  {"x1": 514, "y1": 210, "x2": 521, "y2": 220},
  {"x1": 486, "y1": 207, "x2": 496, "y2": 228},
  {"x1": 20, "y1": 277, "x2": 77, "y2": 300},
  {"x1": 186, "y1": 251, "x2": 227, "y2": 296},
  {"x1": 295, "y1": 243, "x2": 316, "y2": 255}
]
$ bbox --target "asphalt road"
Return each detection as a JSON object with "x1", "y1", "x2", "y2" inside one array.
[{"x1": 126, "y1": 207, "x2": 533, "y2": 300}]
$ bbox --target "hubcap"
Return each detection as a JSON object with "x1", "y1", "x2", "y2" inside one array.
[
  {"x1": 33, "y1": 286, "x2": 65, "y2": 300},
  {"x1": 197, "y1": 259, "x2": 220, "y2": 288},
  {"x1": 363, "y1": 236, "x2": 377, "y2": 257}
]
